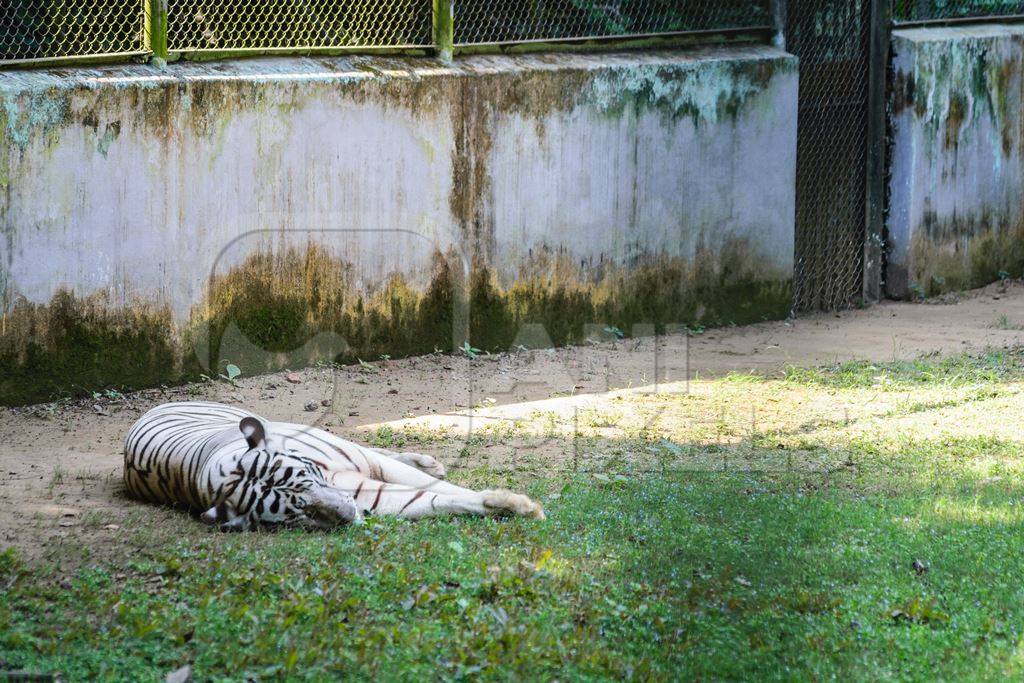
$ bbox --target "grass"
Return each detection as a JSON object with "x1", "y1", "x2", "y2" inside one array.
[
  {"x1": 46, "y1": 464, "x2": 66, "y2": 496},
  {"x1": 5, "y1": 349, "x2": 1024, "y2": 680},
  {"x1": 992, "y1": 315, "x2": 1024, "y2": 331},
  {"x1": 780, "y1": 347, "x2": 1024, "y2": 390}
]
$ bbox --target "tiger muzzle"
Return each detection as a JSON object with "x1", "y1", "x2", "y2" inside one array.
[{"x1": 303, "y1": 485, "x2": 363, "y2": 528}]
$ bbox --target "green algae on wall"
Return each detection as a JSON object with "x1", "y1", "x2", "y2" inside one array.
[
  {"x1": 895, "y1": 34, "x2": 1022, "y2": 154},
  {"x1": 469, "y1": 240, "x2": 791, "y2": 350},
  {"x1": 0, "y1": 62, "x2": 460, "y2": 165},
  {"x1": 0, "y1": 291, "x2": 179, "y2": 406},
  {"x1": 0, "y1": 85, "x2": 72, "y2": 194},
  {"x1": 908, "y1": 218, "x2": 1024, "y2": 297},
  {"x1": 190, "y1": 240, "x2": 791, "y2": 381},
  {"x1": 1, "y1": 87, "x2": 69, "y2": 151},
  {"x1": 586, "y1": 57, "x2": 792, "y2": 124},
  {"x1": 0, "y1": 240, "x2": 791, "y2": 406},
  {"x1": 186, "y1": 245, "x2": 463, "y2": 378}
]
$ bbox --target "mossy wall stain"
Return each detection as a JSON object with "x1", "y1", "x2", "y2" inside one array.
[
  {"x1": 450, "y1": 80, "x2": 496, "y2": 254},
  {"x1": 0, "y1": 291, "x2": 177, "y2": 406},
  {"x1": 893, "y1": 33, "x2": 1022, "y2": 155},
  {"x1": 0, "y1": 61, "x2": 463, "y2": 167},
  {"x1": 907, "y1": 218, "x2": 1024, "y2": 297},
  {"x1": 1, "y1": 240, "x2": 790, "y2": 406},
  {"x1": 191, "y1": 239, "x2": 790, "y2": 380},
  {"x1": 586, "y1": 57, "x2": 791, "y2": 125},
  {"x1": 445, "y1": 49, "x2": 793, "y2": 262},
  {"x1": 0, "y1": 49, "x2": 793, "y2": 184},
  {"x1": 450, "y1": 53, "x2": 793, "y2": 129},
  {"x1": 1, "y1": 86, "x2": 69, "y2": 151},
  {"x1": 0, "y1": 85, "x2": 69, "y2": 208}
]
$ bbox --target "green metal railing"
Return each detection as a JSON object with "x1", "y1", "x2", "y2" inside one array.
[{"x1": 1, "y1": 1, "x2": 773, "y2": 68}]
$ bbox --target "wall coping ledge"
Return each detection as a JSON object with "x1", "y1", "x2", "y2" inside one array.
[{"x1": 0, "y1": 45, "x2": 796, "y2": 94}]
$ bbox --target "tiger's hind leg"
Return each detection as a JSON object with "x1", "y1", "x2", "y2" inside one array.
[{"x1": 329, "y1": 471, "x2": 544, "y2": 520}]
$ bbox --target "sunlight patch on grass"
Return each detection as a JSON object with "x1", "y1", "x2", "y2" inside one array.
[
  {"x1": 925, "y1": 498, "x2": 1024, "y2": 526},
  {"x1": 782, "y1": 349, "x2": 1024, "y2": 390}
]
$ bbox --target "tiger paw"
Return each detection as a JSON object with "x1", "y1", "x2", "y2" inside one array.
[
  {"x1": 405, "y1": 452, "x2": 447, "y2": 480},
  {"x1": 482, "y1": 490, "x2": 546, "y2": 520}
]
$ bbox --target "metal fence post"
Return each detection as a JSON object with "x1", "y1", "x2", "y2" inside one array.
[
  {"x1": 148, "y1": 0, "x2": 169, "y2": 64},
  {"x1": 433, "y1": 0, "x2": 454, "y2": 62},
  {"x1": 864, "y1": 0, "x2": 891, "y2": 301}
]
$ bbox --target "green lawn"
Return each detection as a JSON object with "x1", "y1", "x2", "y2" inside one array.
[{"x1": 5, "y1": 350, "x2": 1024, "y2": 681}]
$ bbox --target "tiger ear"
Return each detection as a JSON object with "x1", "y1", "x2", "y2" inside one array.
[{"x1": 239, "y1": 417, "x2": 267, "y2": 450}]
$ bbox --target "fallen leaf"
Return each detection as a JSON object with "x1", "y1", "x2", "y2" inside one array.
[{"x1": 535, "y1": 549, "x2": 553, "y2": 570}]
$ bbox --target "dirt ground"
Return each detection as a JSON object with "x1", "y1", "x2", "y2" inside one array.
[{"x1": 3, "y1": 280, "x2": 1024, "y2": 560}]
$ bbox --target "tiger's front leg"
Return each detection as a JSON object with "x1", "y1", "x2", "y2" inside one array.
[
  {"x1": 375, "y1": 448, "x2": 447, "y2": 480},
  {"x1": 330, "y1": 472, "x2": 544, "y2": 520}
]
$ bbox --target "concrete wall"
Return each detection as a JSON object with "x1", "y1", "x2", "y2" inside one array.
[
  {"x1": 889, "y1": 24, "x2": 1024, "y2": 298},
  {"x1": 0, "y1": 47, "x2": 798, "y2": 405}
]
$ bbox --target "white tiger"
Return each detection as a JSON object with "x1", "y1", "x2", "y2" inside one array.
[{"x1": 123, "y1": 401, "x2": 544, "y2": 530}]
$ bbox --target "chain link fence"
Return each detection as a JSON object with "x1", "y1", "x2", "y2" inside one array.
[
  {"x1": 453, "y1": 0, "x2": 770, "y2": 46},
  {"x1": 166, "y1": 0, "x2": 433, "y2": 53},
  {"x1": 1, "y1": 1, "x2": 773, "y2": 64},
  {"x1": 1, "y1": 0, "x2": 147, "y2": 64},
  {"x1": 894, "y1": 0, "x2": 1024, "y2": 23},
  {"x1": 789, "y1": 0, "x2": 872, "y2": 311}
]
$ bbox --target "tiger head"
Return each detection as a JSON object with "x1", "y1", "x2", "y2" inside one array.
[{"x1": 202, "y1": 417, "x2": 362, "y2": 531}]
